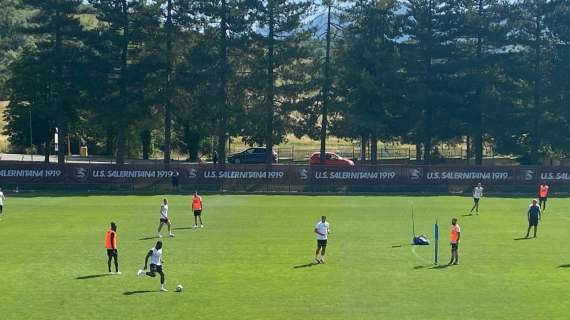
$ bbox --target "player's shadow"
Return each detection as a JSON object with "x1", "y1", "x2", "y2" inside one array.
[
  {"x1": 293, "y1": 262, "x2": 319, "y2": 269},
  {"x1": 138, "y1": 236, "x2": 161, "y2": 241},
  {"x1": 173, "y1": 227, "x2": 194, "y2": 230},
  {"x1": 391, "y1": 244, "x2": 412, "y2": 248},
  {"x1": 557, "y1": 264, "x2": 570, "y2": 268},
  {"x1": 123, "y1": 290, "x2": 158, "y2": 295},
  {"x1": 514, "y1": 237, "x2": 533, "y2": 241},
  {"x1": 430, "y1": 264, "x2": 453, "y2": 270},
  {"x1": 76, "y1": 274, "x2": 112, "y2": 280}
]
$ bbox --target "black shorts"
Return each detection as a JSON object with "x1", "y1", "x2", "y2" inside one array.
[
  {"x1": 473, "y1": 198, "x2": 480, "y2": 203},
  {"x1": 0, "y1": 205, "x2": 3, "y2": 212},
  {"x1": 451, "y1": 243, "x2": 459, "y2": 250},
  {"x1": 539, "y1": 197, "x2": 547, "y2": 202},
  {"x1": 317, "y1": 239, "x2": 327, "y2": 247},
  {"x1": 106, "y1": 249, "x2": 117, "y2": 257},
  {"x1": 193, "y1": 210, "x2": 202, "y2": 217},
  {"x1": 529, "y1": 220, "x2": 539, "y2": 227},
  {"x1": 150, "y1": 264, "x2": 163, "y2": 273},
  {"x1": 160, "y1": 218, "x2": 169, "y2": 223}
]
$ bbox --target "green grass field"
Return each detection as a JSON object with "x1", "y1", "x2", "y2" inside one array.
[{"x1": 1, "y1": 194, "x2": 570, "y2": 319}]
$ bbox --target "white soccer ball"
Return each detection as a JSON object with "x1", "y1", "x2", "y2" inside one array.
[{"x1": 176, "y1": 284, "x2": 183, "y2": 292}]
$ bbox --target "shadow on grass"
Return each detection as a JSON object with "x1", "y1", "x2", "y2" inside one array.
[
  {"x1": 391, "y1": 244, "x2": 412, "y2": 248},
  {"x1": 461, "y1": 214, "x2": 474, "y2": 217},
  {"x1": 413, "y1": 265, "x2": 430, "y2": 270},
  {"x1": 293, "y1": 262, "x2": 319, "y2": 269},
  {"x1": 430, "y1": 264, "x2": 453, "y2": 270},
  {"x1": 76, "y1": 274, "x2": 112, "y2": 280},
  {"x1": 123, "y1": 290, "x2": 158, "y2": 295},
  {"x1": 173, "y1": 227, "x2": 194, "y2": 230},
  {"x1": 557, "y1": 264, "x2": 570, "y2": 268},
  {"x1": 138, "y1": 236, "x2": 160, "y2": 241},
  {"x1": 514, "y1": 237, "x2": 532, "y2": 241}
]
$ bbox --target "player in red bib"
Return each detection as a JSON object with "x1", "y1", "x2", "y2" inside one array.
[
  {"x1": 192, "y1": 191, "x2": 204, "y2": 228},
  {"x1": 105, "y1": 222, "x2": 120, "y2": 274},
  {"x1": 538, "y1": 181, "x2": 549, "y2": 212},
  {"x1": 448, "y1": 218, "x2": 461, "y2": 265}
]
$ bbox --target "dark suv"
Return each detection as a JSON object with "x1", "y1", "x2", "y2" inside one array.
[{"x1": 227, "y1": 147, "x2": 278, "y2": 164}]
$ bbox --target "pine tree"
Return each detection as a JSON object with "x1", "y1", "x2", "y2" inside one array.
[{"x1": 21, "y1": 0, "x2": 85, "y2": 164}]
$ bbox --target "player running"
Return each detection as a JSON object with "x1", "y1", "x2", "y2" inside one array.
[
  {"x1": 137, "y1": 241, "x2": 168, "y2": 292},
  {"x1": 157, "y1": 198, "x2": 174, "y2": 238},
  {"x1": 470, "y1": 182, "x2": 484, "y2": 215},
  {"x1": 0, "y1": 187, "x2": 5, "y2": 216},
  {"x1": 525, "y1": 199, "x2": 541, "y2": 238},
  {"x1": 192, "y1": 191, "x2": 204, "y2": 228},
  {"x1": 314, "y1": 216, "x2": 330, "y2": 264},
  {"x1": 448, "y1": 218, "x2": 460, "y2": 265},
  {"x1": 105, "y1": 222, "x2": 120, "y2": 274},
  {"x1": 538, "y1": 181, "x2": 549, "y2": 212}
]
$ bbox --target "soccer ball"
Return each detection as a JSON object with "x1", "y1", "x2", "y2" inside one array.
[{"x1": 176, "y1": 284, "x2": 183, "y2": 292}]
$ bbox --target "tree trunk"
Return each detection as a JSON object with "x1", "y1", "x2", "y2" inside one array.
[
  {"x1": 370, "y1": 135, "x2": 378, "y2": 165},
  {"x1": 44, "y1": 141, "x2": 50, "y2": 163},
  {"x1": 265, "y1": 0, "x2": 275, "y2": 165},
  {"x1": 530, "y1": 12, "x2": 542, "y2": 165},
  {"x1": 474, "y1": 0, "x2": 484, "y2": 165},
  {"x1": 217, "y1": 0, "x2": 228, "y2": 165},
  {"x1": 466, "y1": 136, "x2": 471, "y2": 163},
  {"x1": 141, "y1": 130, "x2": 151, "y2": 160},
  {"x1": 116, "y1": 0, "x2": 129, "y2": 164},
  {"x1": 319, "y1": 1, "x2": 332, "y2": 164},
  {"x1": 184, "y1": 125, "x2": 200, "y2": 162},
  {"x1": 360, "y1": 134, "x2": 367, "y2": 161},
  {"x1": 423, "y1": 109, "x2": 432, "y2": 164},
  {"x1": 106, "y1": 127, "x2": 114, "y2": 156},
  {"x1": 423, "y1": 0, "x2": 434, "y2": 165},
  {"x1": 55, "y1": 8, "x2": 65, "y2": 165},
  {"x1": 416, "y1": 142, "x2": 422, "y2": 162},
  {"x1": 163, "y1": 0, "x2": 173, "y2": 164}
]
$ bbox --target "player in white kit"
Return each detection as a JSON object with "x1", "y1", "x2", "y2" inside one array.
[
  {"x1": 157, "y1": 198, "x2": 174, "y2": 238},
  {"x1": 137, "y1": 241, "x2": 167, "y2": 291},
  {"x1": 0, "y1": 187, "x2": 5, "y2": 216},
  {"x1": 314, "y1": 216, "x2": 330, "y2": 264},
  {"x1": 470, "y1": 183, "x2": 484, "y2": 215}
]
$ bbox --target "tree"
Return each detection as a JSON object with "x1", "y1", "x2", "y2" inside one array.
[
  {"x1": 402, "y1": 0, "x2": 464, "y2": 164},
  {"x1": 503, "y1": 0, "x2": 556, "y2": 163},
  {"x1": 20, "y1": 0, "x2": 86, "y2": 164},
  {"x1": 0, "y1": 0, "x2": 32, "y2": 100},
  {"x1": 334, "y1": 0, "x2": 404, "y2": 164},
  {"x1": 250, "y1": 0, "x2": 314, "y2": 164}
]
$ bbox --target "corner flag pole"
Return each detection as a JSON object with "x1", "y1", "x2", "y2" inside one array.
[{"x1": 434, "y1": 218, "x2": 439, "y2": 265}]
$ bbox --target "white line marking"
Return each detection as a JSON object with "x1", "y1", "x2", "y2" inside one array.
[{"x1": 411, "y1": 245, "x2": 431, "y2": 265}]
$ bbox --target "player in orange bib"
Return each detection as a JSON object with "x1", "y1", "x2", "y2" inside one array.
[
  {"x1": 192, "y1": 191, "x2": 204, "y2": 228},
  {"x1": 105, "y1": 222, "x2": 120, "y2": 274},
  {"x1": 448, "y1": 218, "x2": 460, "y2": 266},
  {"x1": 538, "y1": 181, "x2": 549, "y2": 212}
]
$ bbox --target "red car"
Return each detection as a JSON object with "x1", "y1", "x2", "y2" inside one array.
[{"x1": 309, "y1": 152, "x2": 354, "y2": 166}]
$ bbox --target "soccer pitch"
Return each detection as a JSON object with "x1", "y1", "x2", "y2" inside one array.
[{"x1": 2, "y1": 194, "x2": 570, "y2": 320}]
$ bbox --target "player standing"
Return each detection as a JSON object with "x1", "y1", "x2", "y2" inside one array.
[
  {"x1": 470, "y1": 182, "x2": 484, "y2": 215},
  {"x1": 448, "y1": 218, "x2": 460, "y2": 265},
  {"x1": 314, "y1": 216, "x2": 330, "y2": 264},
  {"x1": 137, "y1": 241, "x2": 168, "y2": 292},
  {"x1": 525, "y1": 199, "x2": 541, "y2": 238},
  {"x1": 0, "y1": 187, "x2": 5, "y2": 216},
  {"x1": 538, "y1": 181, "x2": 549, "y2": 212},
  {"x1": 192, "y1": 191, "x2": 204, "y2": 228},
  {"x1": 105, "y1": 222, "x2": 120, "y2": 274},
  {"x1": 158, "y1": 198, "x2": 174, "y2": 238}
]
